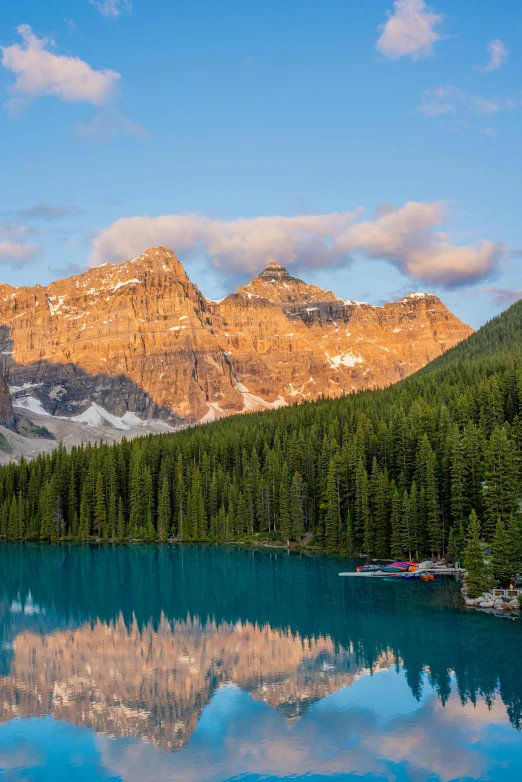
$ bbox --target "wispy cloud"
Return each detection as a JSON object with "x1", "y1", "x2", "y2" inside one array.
[
  {"x1": 0, "y1": 222, "x2": 40, "y2": 266},
  {"x1": 0, "y1": 25, "x2": 119, "y2": 112},
  {"x1": 481, "y1": 287, "x2": 522, "y2": 307},
  {"x1": 76, "y1": 109, "x2": 149, "y2": 143},
  {"x1": 48, "y1": 260, "x2": 87, "y2": 277},
  {"x1": 64, "y1": 18, "x2": 78, "y2": 35},
  {"x1": 89, "y1": 0, "x2": 133, "y2": 18},
  {"x1": 0, "y1": 240, "x2": 39, "y2": 266},
  {"x1": 476, "y1": 39, "x2": 509, "y2": 73},
  {"x1": 13, "y1": 203, "x2": 84, "y2": 221},
  {"x1": 377, "y1": 0, "x2": 443, "y2": 61},
  {"x1": 417, "y1": 85, "x2": 519, "y2": 118},
  {"x1": 90, "y1": 202, "x2": 505, "y2": 288}
]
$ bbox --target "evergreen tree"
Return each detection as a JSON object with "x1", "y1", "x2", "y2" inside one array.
[
  {"x1": 290, "y1": 472, "x2": 305, "y2": 542},
  {"x1": 323, "y1": 458, "x2": 341, "y2": 553},
  {"x1": 483, "y1": 427, "x2": 519, "y2": 540},
  {"x1": 94, "y1": 472, "x2": 107, "y2": 539},
  {"x1": 79, "y1": 480, "x2": 91, "y2": 541},
  {"x1": 279, "y1": 479, "x2": 291, "y2": 544},
  {"x1": 390, "y1": 488, "x2": 403, "y2": 560},
  {"x1": 450, "y1": 426, "x2": 468, "y2": 523},
  {"x1": 464, "y1": 510, "x2": 492, "y2": 598},
  {"x1": 117, "y1": 496, "x2": 126, "y2": 539},
  {"x1": 355, "y1": 459, "x2": 370, "y2": 554},
  {"x1": 157, "y1": 477, "x2": 170, "y2": 542},
  {"x1": 490, "y1": 519, "x2": 517, "y2": 586}
]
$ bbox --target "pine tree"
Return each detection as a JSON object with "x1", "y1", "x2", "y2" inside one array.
[
  {"x1": 355, "y1": 459, "x2": 371, "y2": 555},
  {"x1": 279, "y1": 479, "x2": 291, "y2": 544},
  {"x1": 450, "y1": 426, "x2": 468, "y2": 523},
  {"x1": 143, "y1": 466, "x2": 156, "y2": 541},
  {"x1": 464, "y1": 510, "x2": 492, "y2": 598},
  {"x1": 94, "y1": 472, "x2": 107, "y2": 539},
  {"x1": 290, "y1": 472, "x2": 305, "y2": 542},
  {"x1": 108, "y1": 491, "x2": 117, "y2": 540},
  {"x1": 157, "y1": 477, "x2": 170, "y2": 542},
  {"x1": 390, "y1": 488, "x2": 403, "y2": 560},
  {"x1": 117, "y1": 496, "x2": 126, "y2": 539},
  {"x1": 8, "y1": 495, "x2": 18, "y2": 540},
  {"x1": 483, "y1": 427, "x2": 519, "y2": 540},
  {"x1": 400, "y1": 490, "x2": 412, "y2": 560},
  {"x1": 418, "y1": 435, "x2": 442, "y2": 556},
  {"x1": 175, "y1": 453, "x2": 185, "y2": 540},
  {"x1": 323, "y1": 458, "x2": 341, "y2": 553},
  {"x1": 372, "y1": 462, "x2": 389, "y2": 559},
  {"x1": 79, "y1": 480, "x2": 91, "y2": 541},
  {"x1": 490, "y1": 520, "x2": 516, "y2": 586},
  {"x1": 409, "y1": 481, "x2": 421, "y2": 559}
]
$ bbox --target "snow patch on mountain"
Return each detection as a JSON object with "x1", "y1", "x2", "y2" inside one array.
[
  {"x1": 13, "y1": 395, "x2": 51, "y2": 416},
  {"x1": 325, "y1": 352, "x2": 364, "y2": 369}
]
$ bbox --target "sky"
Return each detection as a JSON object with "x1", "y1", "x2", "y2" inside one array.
[{"x1": 1, "y1": 0, "x2": 521, "y2": 329}]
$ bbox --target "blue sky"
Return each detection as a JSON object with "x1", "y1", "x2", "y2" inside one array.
[{"x1": 1, "y1": 0, "x2": 521, "y2": 328}]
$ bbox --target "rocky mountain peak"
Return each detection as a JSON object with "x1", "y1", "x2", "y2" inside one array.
[
  {"x1": 98, "y1": 246, "x2": 188, "y2": 280},
  {"x1": 239, "y1": 262, "x2": 339, "y2": 308},
  {"x1": 0, "y1": 246, "x2": 473, "y2": 440},
  {"x1": 257, "y1": 262, "x2": 294, "y2": 281}
]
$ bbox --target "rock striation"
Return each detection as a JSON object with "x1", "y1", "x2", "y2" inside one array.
[{"x1": 0, "y1": 247, "x2": 473, "y2": 426}]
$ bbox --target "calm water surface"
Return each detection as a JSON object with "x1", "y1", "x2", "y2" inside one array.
[{"x1": 0, "y1": 543, "x2": 521, "y2": 781}]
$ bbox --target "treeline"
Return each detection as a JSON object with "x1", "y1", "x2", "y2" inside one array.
[{"x1": 1, "y1": 302, "x2": 522, "y2": 565}]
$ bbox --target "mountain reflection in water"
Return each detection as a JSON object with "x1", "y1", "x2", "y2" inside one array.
[
  {"x1": 0, "y1": 543, "x2": 521, "y2": 781},
  {"x1": 0, "y1": 615, "x2": 392, "y2": 749}
]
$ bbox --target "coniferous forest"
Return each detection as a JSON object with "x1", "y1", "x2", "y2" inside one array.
[{"x1": 1, "y1": 300, "x2": 522, "y2": 577}]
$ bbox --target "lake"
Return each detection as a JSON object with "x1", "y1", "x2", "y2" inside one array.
[{"x1": 0, "y1": 543, "x2": 521, "y2": 781}]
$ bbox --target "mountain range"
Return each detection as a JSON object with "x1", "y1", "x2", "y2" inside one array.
[{"x1": 0, "y1": 247, "x2": 472, "y2": 458}]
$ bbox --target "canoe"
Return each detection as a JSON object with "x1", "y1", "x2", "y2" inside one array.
[{"x1": 356, "y1": 564, "x2": 381, "y2": 573}]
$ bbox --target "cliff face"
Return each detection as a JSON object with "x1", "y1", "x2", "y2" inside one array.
[
  {"x1": 0, "y1": 248, "x2": 473, "y2": 425},
  {"x1": 0, "y1": 376, "x2": 14, "y2": 430}
]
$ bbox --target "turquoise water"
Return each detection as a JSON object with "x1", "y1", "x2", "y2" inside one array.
[{"x1": 0, "y1": 544, "x2": 521, "y2": 781}]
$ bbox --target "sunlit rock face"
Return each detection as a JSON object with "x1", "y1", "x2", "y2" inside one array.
[
  {"x1": 0, "y1": 248, "x2": 473, "y2": 424},
  {"x1": 0, "y1": 616, "x2": 393, "y2": 750}
]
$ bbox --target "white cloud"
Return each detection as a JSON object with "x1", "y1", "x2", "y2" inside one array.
[
  {"x1": 377, "y1": 0, "x2": 443, "y2": 61},
  {"x1": 0, "y1": 25, "x2": 119, "y2": 111},
  {"x1": 90, "y1": 202, "x2": 504, "y2": 287},
  {"x1": 89, "y1": 0, "x2": 133, "y2": 18},
  {"x1": 477, "y1": 39, "x2": 509, "y2": 73}
]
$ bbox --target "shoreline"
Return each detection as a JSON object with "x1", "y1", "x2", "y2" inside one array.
[{"x1": 461, "y1": 579, "x2": 521, "y2": 617}]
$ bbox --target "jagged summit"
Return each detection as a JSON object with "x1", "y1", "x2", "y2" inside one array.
[
  {"x1": 239, "y1": 262, "x2": 339, "y2": 307},
  {"x1": 257, "y1": 262, "x2": 295, "y2": 281}
]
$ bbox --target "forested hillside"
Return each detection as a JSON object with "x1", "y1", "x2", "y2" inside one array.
[
  {"x1": 421, "y1": 296, "x2": 522, "y2": 369},
  {"x1": 1, "y1": 300, "x2": 522, "y2": 562}
]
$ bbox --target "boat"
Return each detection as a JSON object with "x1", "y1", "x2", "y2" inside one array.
[
  {"x1": 356, "y1": 564, "x2": 381, "y2": 573},
  {"x1": 381, "y1": 561, "x2": 418, "y2": 573}
]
